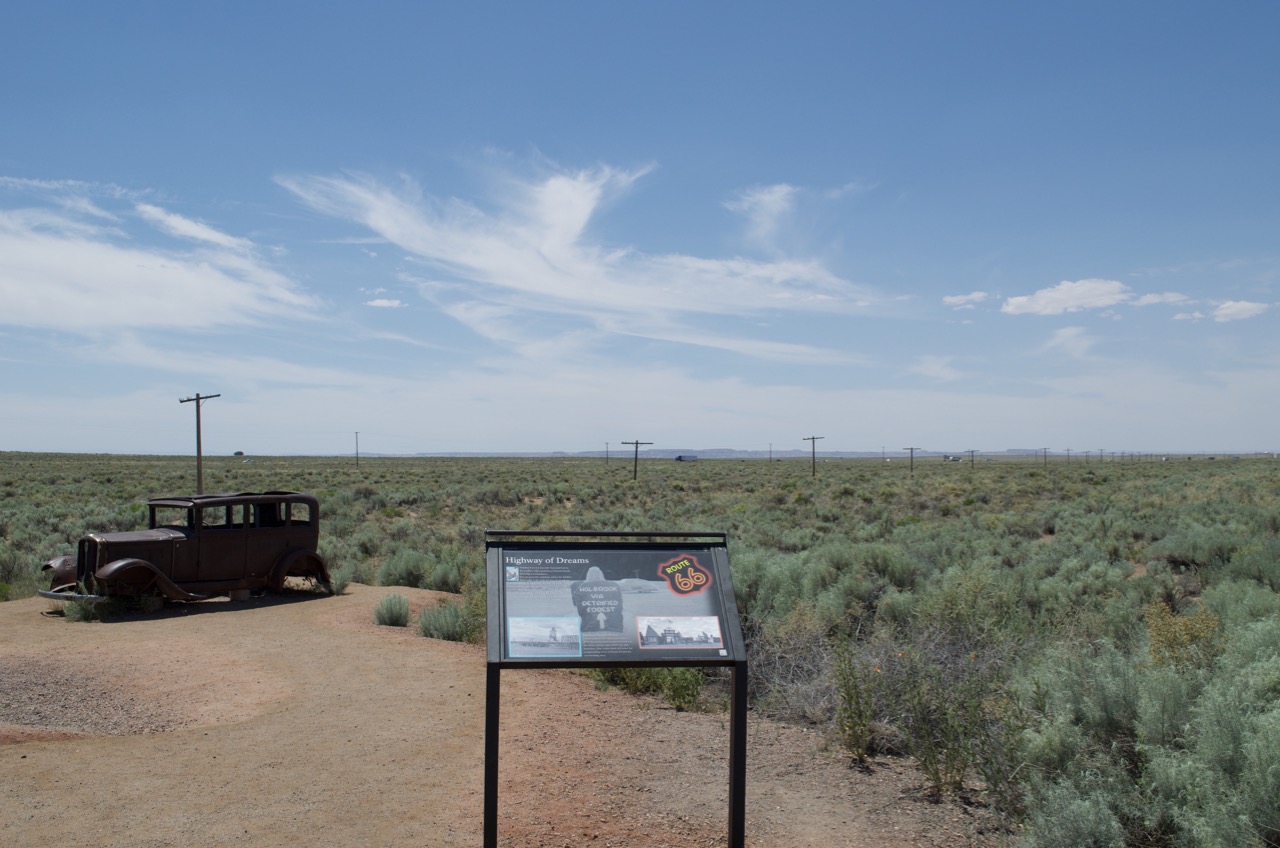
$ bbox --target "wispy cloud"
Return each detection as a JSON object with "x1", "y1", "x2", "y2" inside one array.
[
  {"x1": 0, "y1": 185, "x2": 317, "y2": 333},
  {"x1": 943, "y1": 291, "x2": 991, "y2": 309},
  {"x1": 1213, "y1": 300, "x2": 1268, "y2": 322},
  {"x1": 1003, "y1": 279, "x2": 1132, "y2": 315},
  {"x1": 135, "y1": 203, "x2": 254, "y2": 251},
  {"x1": 277, "y1": 165, "x2": 876, "y2": 363},
  {"x1": 364, "y1": 298, "x2": 405, "y2": 308},
  {"x1": 908, "y1": 354, "x2": 964, "y2": 380},
  {"x1": 1039, "y1": 326, "x2": 1096, "y2": 358},
  {"x1": 724, "y1": 183, "x2": 797, "y2": 246},
  {"x1": 1004, "y1": 279, "x2": 1199, "y2": 317},
  {"x1": 1132, "y1": 292, "x2": 1191, "y2": 307}
]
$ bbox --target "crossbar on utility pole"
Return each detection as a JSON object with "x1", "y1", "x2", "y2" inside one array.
[
  {"x1": 804, "y1": 436, "x2": 824, "y2": 477},
  {"x1": 179, "y1": 393, "x2": 221, "y2": 495},
  {"x1": 622, "y1": 440, "x2": 652, "y2": 480}
]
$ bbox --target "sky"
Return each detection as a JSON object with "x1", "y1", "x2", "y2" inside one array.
[{"x1": 2, "y1": 2, "x2": 1278, "y2": 456}]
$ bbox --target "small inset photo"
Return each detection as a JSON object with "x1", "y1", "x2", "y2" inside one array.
[
  {"x1": 637, "y1": 616, "x2": 723, "y2": 649},
  {"x1": 508, "y1": 616, "x2": 582, "y2": 658}
]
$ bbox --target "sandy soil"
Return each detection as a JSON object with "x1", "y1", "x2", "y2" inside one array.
[{"x1": 1, "y1": 585, "x2": 1003, "y2": 847}]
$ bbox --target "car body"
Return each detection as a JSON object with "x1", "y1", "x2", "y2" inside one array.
[{"x1": 39, "y1": 491, "x2": 330, "y2": 602}]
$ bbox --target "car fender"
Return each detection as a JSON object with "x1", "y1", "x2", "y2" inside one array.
[
  {"x1": 41, "y1": 555, "x2": 78, "y2": 594},
  {"x1": 268, "y1": 549, "x2": 330, "y2": 592},
  {"x1": 95, "y1": 558, "x2": 209, "y2": 601}
]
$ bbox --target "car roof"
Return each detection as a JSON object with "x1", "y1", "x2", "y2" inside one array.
[{"x1": 147, "y1": 491, "x2": 317, "y2": 508}]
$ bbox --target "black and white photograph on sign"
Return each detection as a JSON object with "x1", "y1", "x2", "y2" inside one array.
[
  {"x1": 500, "y1": 549, "x2": 726, "y2": 662},
  {"x1": 637, "y1": 616, "x2": 725, "y2": 651},
  {"x1": 507, "y1": 616, "x2": 582, "y2": 658}
]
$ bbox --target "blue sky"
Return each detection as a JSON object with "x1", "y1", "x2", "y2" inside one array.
[{"x1": 2, "y1": 2, "x2": 1277, "y2": 456}]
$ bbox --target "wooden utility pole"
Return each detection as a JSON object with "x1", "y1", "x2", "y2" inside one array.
[
  {"x1": 355, "y1": 431, "x2": 360, "y2": 469},
  {"x1": 179, "y1": 393, "x2": 221, "y2": 495},
  {"x1": 804, "y1": 436, "x2": 824, "y2": 477},
  {"x1": 903, "y1": 446, "x2": 920, "y2": 476},
  {"x1": 966, "y1": 449, "x2": 978, "y2": 468},
  {"x1": 622, "y1": 440, "x2": 652, "y2": 480}
]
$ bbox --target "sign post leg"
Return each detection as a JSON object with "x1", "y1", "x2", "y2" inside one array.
[
  {"x1": 729, "y1": 660, "x2": 747, "y2": 848},
  {"x1": 484, "y1": 664, "x2": 500, "y2": 847}
]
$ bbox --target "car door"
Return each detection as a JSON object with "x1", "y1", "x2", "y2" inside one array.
[{"x1": 197, "y1": 503, "x2": 248, "y2": 585}]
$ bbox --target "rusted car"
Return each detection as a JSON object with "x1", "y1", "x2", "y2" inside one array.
[{"x1": 39, "y1": 491, "x2": 330, "y2": 602}]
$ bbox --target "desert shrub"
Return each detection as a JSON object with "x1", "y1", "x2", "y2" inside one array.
[
  {"x1": 62, "y1": 595, "x2": 103, "y2": 622},
  {"x1": 418, "y1": 599, "x2": 467, "y2": 641},
  {"x1": 1201, "y1": 578, "x2": 1280, "y2": 631},
  {"x1": 351, "y1": 524, "x2": 384, "y2": 559},
  {"x1": 1145, "y1": 702, "x2": 1280, "y2": 848},
  {"x1": 747, "y1": 602, "x2": 835, "y2": 723},
  {"x1": 1136, "y1": 664, "x2": 1205, "y2": 750},
  {"x1": 423, "y1": 543, "x2": 476, "y2": 594},
  {"x1": 379, "y1": 548, "x2": 430, "y2": 588},
  {"x1": 373, "y1": 593, "x2": 410, "y2": 627},
  {"x1": 828, "y1": 625, "x2": 1025, "y2": 806},
  {"x1": 590, "y1": 667, "x2": 704, "y2": 712},
  {"x1": 1143, "y1": 600, "x2": 1220, "y2": 668},
  {"x1": 0, "y1": 544, "x2": 22, "y2": 584},
  {"x1": 911, "y1": 557, "x2": 1024, "y2": 640},
  {"x1": 873, "y1": 587, "x2": 915, "y2": 626},
  {"x1": 1224, "y1": 537, "x2": 1280, "y2": 590},
  {"x1": 386, "y1": 517, "x2": 418, "y2": 543},
  {"x1": 1147, "y1": 526, "x2": 1240, "y2": 573},
  {"x1": 1021, "y1": 782, "x2": 1125, "y2": 848},
  {"x1": 327, "y1": 564, "x2": 354, "y2": 595},
  {"x1": 832, "y1": 642, "x2": 880, "y2": 761}
]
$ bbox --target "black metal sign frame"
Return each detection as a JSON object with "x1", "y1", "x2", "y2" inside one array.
[{"x1": 484, "y1": 530, "x2": 747, "y2": 848}]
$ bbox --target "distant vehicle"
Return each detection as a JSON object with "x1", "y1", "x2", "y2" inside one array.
[{"x1": 39, "y1": 491, "x2": 330, "y2": 602}]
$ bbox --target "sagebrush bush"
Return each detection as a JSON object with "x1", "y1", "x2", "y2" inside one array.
[
  {"x1": 590, "y1": 667, "x2": 704, "y2": 712},
  {"x1": 373, "y1": 593, "x2": 410, "y2": 627},
  {"x1": 1021, "y1": 782, "x2": 1124, "y2": 848},
  {"x1": 418, "y1": 599, "x2": 466, "y2": 641},
  {"x1": 327, "y1": 564, "x2": 354, "y2": 596},
  {"x1": 379, "y1": 548, "x2": 430, "y2": 588}
]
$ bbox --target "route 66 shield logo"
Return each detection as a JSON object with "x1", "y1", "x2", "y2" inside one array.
[{"x1": 657, "y1": 554, "x2": 712, "y2": 596}]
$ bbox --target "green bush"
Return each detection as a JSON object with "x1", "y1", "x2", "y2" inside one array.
[
  {"x1": 832, "y1": 642, "x2": 879, "y2": 761},
  {"x1": 1022, "y1": 782, "x2": 1124, "y2": 848},
  {"x1": 328, "y1": 564, "x2": 354, "y2": 595},
  {"x1": 590, "y1": 667, "x2": 704, "y2": 712},
  {"x1": 418, "y1": 599, "x2": 467, "y2": 641},
  {"x1": 379, "y1": 548, "x2": 430, "y2": 588},
  {"x1": 373, "y1": 593, "x2": 410, "y2": 627}
]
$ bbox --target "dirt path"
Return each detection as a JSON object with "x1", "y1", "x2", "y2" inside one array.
[{"x1": 1, "y1": 586, "x2": 999, "y2": 847}]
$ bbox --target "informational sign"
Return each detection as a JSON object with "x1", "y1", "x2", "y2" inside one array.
[
  {"x1": 484, "y1": 532, "x2": 746, "y2": 848},
  {"x1": 491, "y1": 542, "x2": 739, "y2": 664}
]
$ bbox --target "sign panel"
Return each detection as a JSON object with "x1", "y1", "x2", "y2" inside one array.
[
  {"x1": 489, "y1": 540, "x2": 740, "y2": 665},
  {"x1": 483, "y1": 532, "x2": 747, "y2": 848}
]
